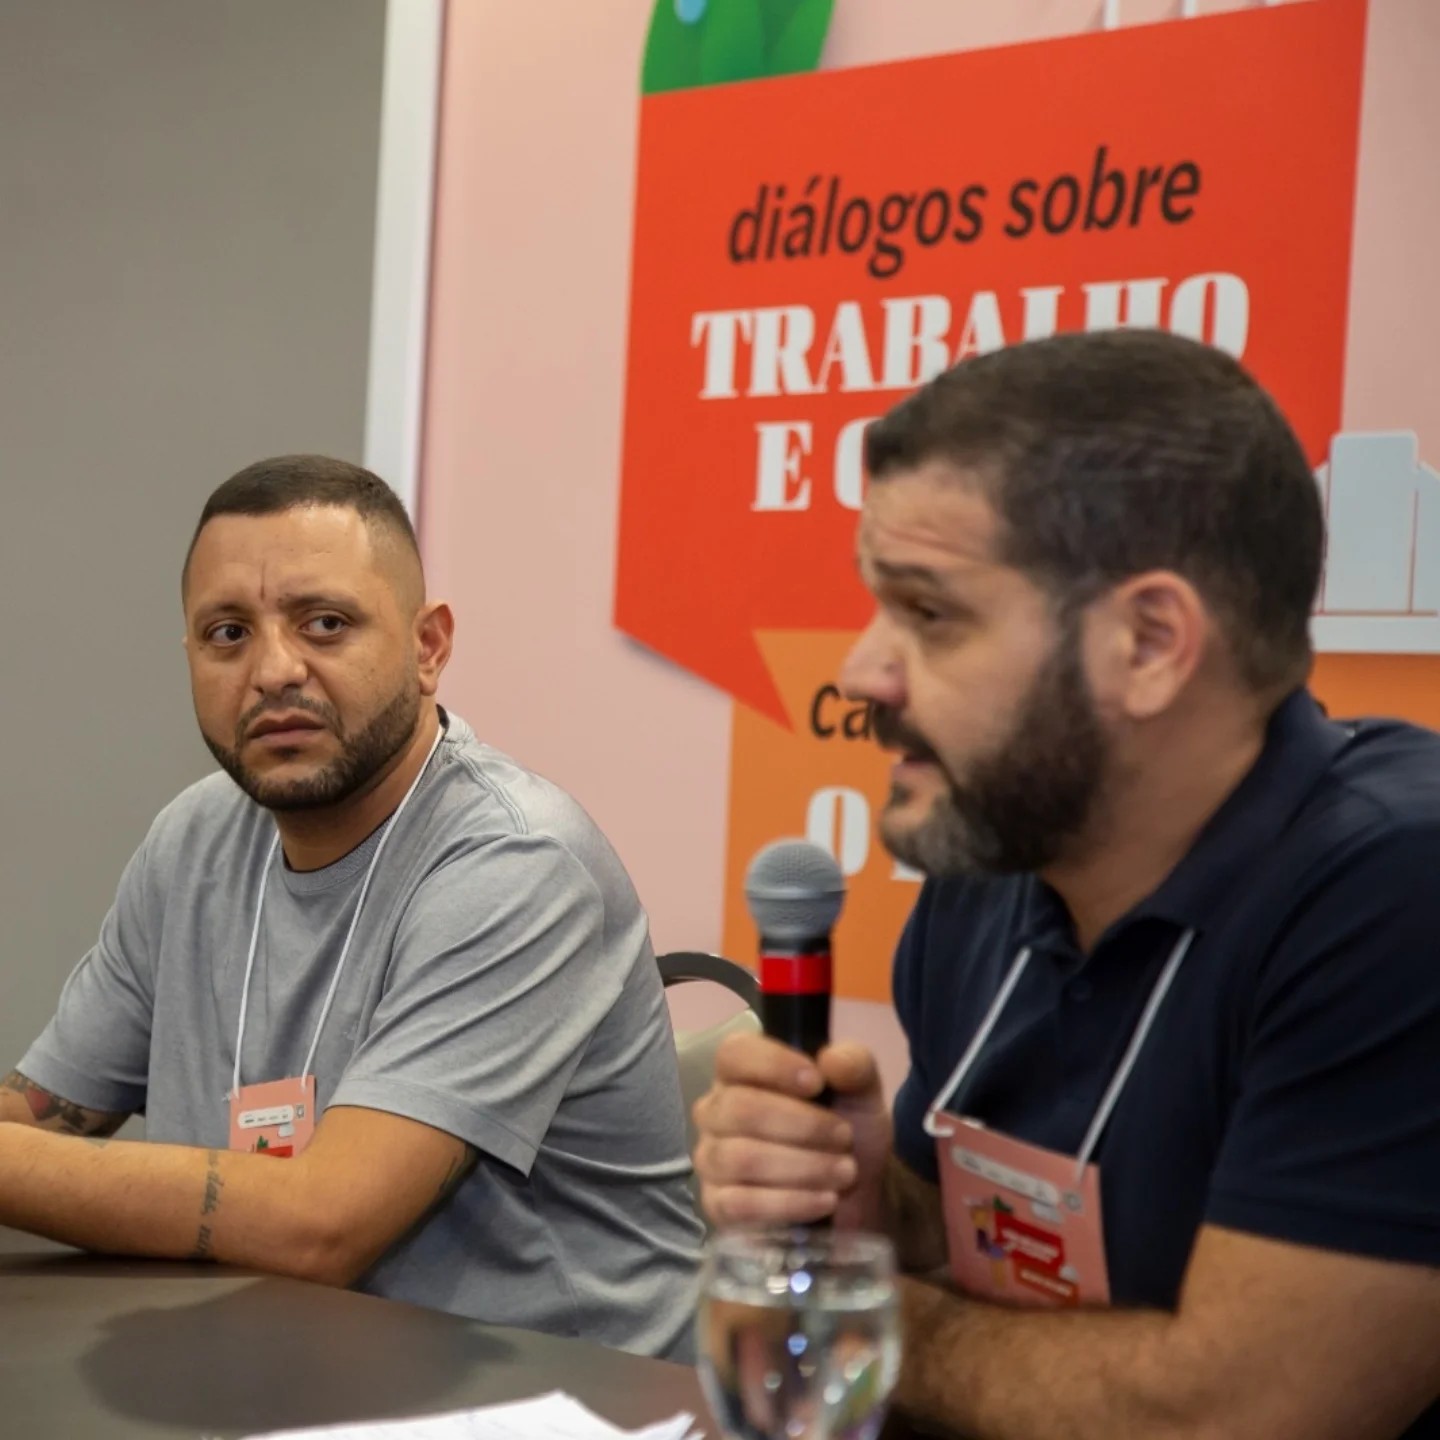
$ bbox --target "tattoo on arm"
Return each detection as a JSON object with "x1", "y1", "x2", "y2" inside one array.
[
  {"x1": 202, "y1": 1150, "x2": 225, "y2": 1215},
  {"x1": 0, "y1": 1070, "x2": 126, "y2": 1137},
  {"x1": 191, "y1": 1149, "x2": 224, "y2": 1261}
]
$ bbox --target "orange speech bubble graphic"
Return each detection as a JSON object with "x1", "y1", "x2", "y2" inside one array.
[
  {"x1": 721, "y1": 632, "x2": 922, "y2": 1003},
  {"x1": 616, "y1": 0, "x2": 1367, "y2": 725}
]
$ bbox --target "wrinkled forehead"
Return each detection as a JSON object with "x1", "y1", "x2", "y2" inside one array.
[
  {"x1": 183, "y1": 505, "x2": 422, "y2": 611},
  {"x1": 857, "y1": 464, "x2": 1004, "y2": 576}
]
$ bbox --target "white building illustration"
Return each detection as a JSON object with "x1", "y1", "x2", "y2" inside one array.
[{"x1": 1312, "y1": 431, "x2": 1440, "y2": 654}]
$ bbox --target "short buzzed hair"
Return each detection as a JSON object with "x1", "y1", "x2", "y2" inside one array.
[
  {"x1": 182, "y1": 454, "x2": 421, "y2": 595},
  {"x1": 865, "y1": 331, "x2": 1323, "y2": 693}
]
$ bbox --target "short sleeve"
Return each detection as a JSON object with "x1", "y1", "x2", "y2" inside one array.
[
  {"x1": 17, "y1": 838, "x2": 157, "y2": 1115},
  {"x1": 891, "y1": 883, "x2": 942, "y2": 1183},
  {"x1": 1205, "y1": 827, "x2": 1440, "y2": 1266},
  {"x1": 328, "y1": 834, "x2": 620, "y2": 1176}
]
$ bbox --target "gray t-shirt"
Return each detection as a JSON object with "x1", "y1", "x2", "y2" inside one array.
[{"x1": 20, "y1": 712, "x2": 703, "y2": 1359}]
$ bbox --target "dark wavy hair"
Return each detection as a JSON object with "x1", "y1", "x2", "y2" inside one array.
[{"x1": 865, "y1": 330, "x2": 1323, "y2": 692}]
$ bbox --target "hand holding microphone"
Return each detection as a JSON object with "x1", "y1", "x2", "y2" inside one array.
[{"x1": 691, "y1": 839, "x2": 894, "y2": 1230}]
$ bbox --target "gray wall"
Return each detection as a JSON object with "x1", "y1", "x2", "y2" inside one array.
[{"x1": 0, "y1": 0, "x2": 387, "y2": 1074}]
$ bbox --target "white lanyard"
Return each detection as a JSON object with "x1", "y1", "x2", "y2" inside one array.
[
  {"x1": 230, "y1": 724, "x2": 445, "y2": 1096},
  {"x1": 923, "y1": 927, "x2": 1196, "y2": 1176}
]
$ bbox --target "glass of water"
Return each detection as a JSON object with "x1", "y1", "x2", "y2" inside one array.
[{"x1": 697, "y1": 1229, "x2": 901, "y2": 1440}]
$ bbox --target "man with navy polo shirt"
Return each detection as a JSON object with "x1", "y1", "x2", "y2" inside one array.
[{"x1": 693, "y1": 331, "x2": 1440, "y2": 1439}]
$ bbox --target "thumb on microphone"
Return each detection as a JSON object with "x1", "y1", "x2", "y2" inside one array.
[
  {"x1": 816, "y1": 1041, "x2": 884, "y2": 1104},
  {"x1": 816, "y1": 1042, "x2": 893, "y2": 1232}
]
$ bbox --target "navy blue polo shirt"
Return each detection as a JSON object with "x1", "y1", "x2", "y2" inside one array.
[{"x1": 893, "y1": 689, "x2": 1440, "y2": 1428}]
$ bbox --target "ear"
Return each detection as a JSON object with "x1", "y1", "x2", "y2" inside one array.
[
  {"x1": 414, "y1": 601, "x2": 455, "y2": 697},
  {"x1": 1096, "y1": 571, "x2": 1209, "y2": 720}
]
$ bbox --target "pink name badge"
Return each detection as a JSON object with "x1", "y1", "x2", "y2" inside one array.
[
  {"x1": 934, "y1": 1115, "x2": 1110, "y2": 1308},
  {"x1": 228, "y1": 1075, "x2": 317, "y2": 1158}
]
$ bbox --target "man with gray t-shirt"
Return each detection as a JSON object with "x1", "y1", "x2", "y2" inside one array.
[{"x1": 0, "y1": 455, "x2": 702, "y2": 1359}]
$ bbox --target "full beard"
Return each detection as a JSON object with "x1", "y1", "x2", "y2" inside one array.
[
  {"x1": 874, "y1": 620, "x2": 1108, "y2": 876},
  {"x1": 203, "y1": 681, "x2": 421, "y2": 813}
]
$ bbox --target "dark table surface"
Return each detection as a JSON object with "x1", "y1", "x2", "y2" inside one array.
[{"x1": 0, "y1": 1227, "x2": 708, "y2": 1439}]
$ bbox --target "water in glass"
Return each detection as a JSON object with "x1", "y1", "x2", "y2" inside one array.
[{"x1": 697, "y1": 1229, "x2": 900, "y2": 1440}]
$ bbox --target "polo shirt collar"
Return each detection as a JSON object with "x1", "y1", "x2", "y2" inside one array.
[{"x1": 1014, "y1": 688, "x2": 1349, "y2": 951}]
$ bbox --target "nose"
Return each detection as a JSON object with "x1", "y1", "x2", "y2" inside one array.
[
  {"x1": 249, "y1": 622, "x2": 309, "y2": 696},
  {"x1": 839, "y1": 611, "x2": 905, "y2": 707}
]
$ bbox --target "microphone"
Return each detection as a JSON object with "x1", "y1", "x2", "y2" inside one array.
[{"x1": 744, "y1": 839, "x2": 847, "y2": 1059}]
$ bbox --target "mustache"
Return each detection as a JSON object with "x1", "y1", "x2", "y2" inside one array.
[
  {"x1": 871, "y1": 705, "x2": 938, "y2": 762},
  {"x1": 237, "y1": 693, "x2": 340, "y2": 743}
]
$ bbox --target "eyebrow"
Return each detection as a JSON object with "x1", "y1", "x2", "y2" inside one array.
[
  {"x1": 189, "y1": 590, "x2": 366, "y2": 627},
  {"x1": 862, "y1": 557, "x2": 984, "y2": 621},
  {"x1": 868, "y1": 559, "x2": 951, "y2": 588},
  {"x1": 274, "y1": 590, "x2": 365, "y2": 613}
]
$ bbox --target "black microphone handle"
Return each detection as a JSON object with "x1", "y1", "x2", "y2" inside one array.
[
  {"x1": 758, "y1": 989, "x2": 831, "y2": 1059},
  {"x1": 758, "y1": 959, "x2": 836, "y2": 1229},
  {"x1": 757, "y1": 934, "x2": 834, "y2": 1112}
]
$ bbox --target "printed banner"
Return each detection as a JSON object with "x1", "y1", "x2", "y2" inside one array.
[{"x1": 617, "y1": 0, "x2": 1371, "y2": 995}]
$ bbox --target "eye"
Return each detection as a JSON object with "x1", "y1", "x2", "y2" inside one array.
[
  {"x1": 302, "y1": 614, "x2": 349, "y2": 639},
  {"x1": 205, "y1": 622, "x2": 248, "y2": 647},
  {"x1": 903, "y1": 599, "x2": 946, "y2": 626}
]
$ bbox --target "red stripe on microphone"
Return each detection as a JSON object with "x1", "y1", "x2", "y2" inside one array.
[{"x1": 760, "y1": 952, "x2": 832, "y2": 996}]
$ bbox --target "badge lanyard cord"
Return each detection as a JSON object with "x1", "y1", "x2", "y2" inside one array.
[
  {"x1": 923, "y1": 928, "x2": 1196, "y2": 1181},
  {"x1": 230, "y1": 724, "x2": 445, "y2": 1098}
]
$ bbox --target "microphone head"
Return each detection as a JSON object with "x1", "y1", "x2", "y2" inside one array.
[{"x1": 744, "y1": 839, "x2": 846, "y2": 947}]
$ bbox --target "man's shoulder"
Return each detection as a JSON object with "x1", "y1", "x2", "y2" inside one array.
[
  {"x1": 437, "y1": 717, "x2": 612, "y2": 847},
  {"x1": 427, "y1": 716, "x2": 640, "y2": 898},
  {"x1": 1242, "y1": 718, "x2": 1440, "y2": 999},
  {"x1": 152, "y1": 767, "x2": 248, "y2": 821},
  {"x1": 1325, "y1": 715, "x2": 1440, "y2": 837},
  {"x1": 1279, "y1": 716, "x2": 1440, "y2": 897},
  {"x1": 144, "y1": 770, "x2": 259, "y2": 853}
]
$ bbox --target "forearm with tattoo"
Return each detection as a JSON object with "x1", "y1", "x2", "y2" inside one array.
[
  {"x1": 191, "y1": 1148, "x2": 225, "y2": 1260},
  {"x1": 0, "y1": 1098, "x2": 479, "y2": 1286},
  {"x1": 0, "y1": 1070, "x2": 127, "y2": 1137}
]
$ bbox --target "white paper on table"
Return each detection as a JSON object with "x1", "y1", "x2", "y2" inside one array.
[{"x1": 238, "y1": 1389, "x2": 701, "y2": 1440}]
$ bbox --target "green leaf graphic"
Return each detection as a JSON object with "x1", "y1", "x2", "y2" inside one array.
[
  {"x1": 757, "y1": 0, "x2": 807, "y2": 57},
  {"x1": 768, "y1": 0, "x2": 834, "y2": 76},
  {"x1": 640, "y1": 0, "x2": 833, "y2": 94},
  {"x1": 641, "y1": 0, "x2": 705, "y2": 94},
  {"x1": 698, "y1": 0, "x2": 767, "y2": 86}
]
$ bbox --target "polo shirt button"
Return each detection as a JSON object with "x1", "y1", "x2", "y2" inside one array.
[{"x1": 1066, "y1": 979, "x2": 1094, "y2": 1003}]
